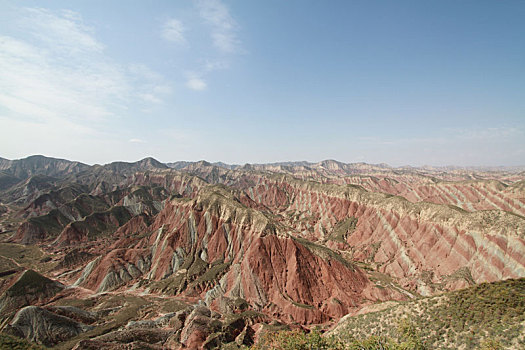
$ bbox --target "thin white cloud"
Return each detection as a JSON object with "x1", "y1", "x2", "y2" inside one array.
[
  {"x1": 186, "y1": 77, "x2": 207, "y2": 91},
  {"x1": 0, "y1": 7, "x2": 173, "y2": 163},
  {"x1": 196, "y1": 0, "x2": 241, "y2": 53},
  {"x1": 204, "y1": 60, "x2": 229, "y2": 72},
  {"x1": 128, "y1": 63, "x2": 164, "y2": 81},
  {"x1": 0, "y1": 8, "x2": 170, "y2": 126},
  {"x1": 0, "y1": 34, "x2": 123, "y2": 123},
  {"x1": 23, "y1": 8, "x2": 104, "y2": 54},
  {"x1": 129, "y1": 138, "x2": 147, "y2": 144},
  {"x1": 138, "y1": 93, "x2": 162, "y2": 104},
  {"x1": 162, "y1": 19, "x2": 186, "y2": 43}
]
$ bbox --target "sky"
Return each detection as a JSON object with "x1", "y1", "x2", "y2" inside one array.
[{"x1": 0, "y1": 0, "x2": 524, "y2": 166}]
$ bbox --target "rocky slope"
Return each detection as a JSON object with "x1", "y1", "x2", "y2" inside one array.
[
  {"x1": 6, "y1": 306, "x2": 92, "y2": 346},
  {"x1": 179, "y1": 161, "x2": 525, "y2": 217},
  {"x1": 164, "y1": 166, "x2": 525, "y2": 295},
  {"x1": 72, "y1": 186, "x2": 396, "y2": 324},
  {"x1": 328, "y1": 278, "x2": 525, "y2": 349},
  {"x1": 0, "y1": 155, "x2": 523, "y2": 349},
  {"x1": 0, "y1": 155, "x2": 89, "y2": 181},
  {"x1": 0, "y1": 270, "x2": 64, "y2": 316}
]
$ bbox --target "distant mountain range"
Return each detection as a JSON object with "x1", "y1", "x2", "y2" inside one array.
[{"x1": 2, "y1": 155, "x2": 523, "y2": 180}]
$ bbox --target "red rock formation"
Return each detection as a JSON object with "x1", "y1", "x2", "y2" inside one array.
[
  {"x1": 2, "y1": 158, "x2": 524, "y2": 349},
  {"x1": 75, "y1": 186, "x2": 387, "y2": 325},
  {"x1": 231, "y1": 175, "x2": 525, "y2": 295}
]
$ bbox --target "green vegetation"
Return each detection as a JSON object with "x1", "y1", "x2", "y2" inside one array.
[
  {"x1": 287, "y1": 297, "x2": 314, "y2": 310},
  {"x1": 443, "y1": 266, "x2": 475, "y2": 286},
  {"x1": 55, "y1": 297, "x2": 97, "y2": 309},
  {"x1": 252, "y1": 321, "x2": 427, "y2": 350},
  {"x1": 330, "y1": 278, "x2": 525, "y2": 349},
  {"x1": 158, "y1": 298, "x2": 188, "y2": 314},
  {"x1": 292, "y1": 236, "x2": 354, "y2": 270},
  {"x1": 0, "y1": 244, "x2": 46, "y2": 272},
  {"x1": 193, "y1": 259, "x2": 230, "y2": 286},
  {"x1": 0, "y1": 333, "x2": 47, "y2": 350},
  {"x1": 67, "y1": 193, "x2": 108, "y2": 218},
  {"x1": 327, "y1": 216, "x2": 358, "y2": 243},
  {"x1": 251, "y1": 317, "x2": 511, "y2": 350},
  {"x1": 53, "y1": 294, "x2": 151, "y2": 350},
  {"x1": 253, "y1": 329, "x2": 337, "y2": 350},
  {"x1": 4, "y1": 269, "x2": 61, "y2": 298},
  {"x1": 0, "y1": 256, "x2": 20, "y2": 274},
  {"x1": 26, "y1": 209, "x2": 70, "y2": 237},
  {"x1": 149, "y1": 250, "x2": 214, "y2": 295},
  {"x1": 187, "y1": 255, "x2": 209, "y2": 278}
]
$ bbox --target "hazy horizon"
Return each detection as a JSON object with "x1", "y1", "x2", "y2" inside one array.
[
  {"x1": 1, "y1": 1, "x2": 524, "y2": 166},
  {"x1": 2, "y1": 153, "x2": 525, "y2": 169}
]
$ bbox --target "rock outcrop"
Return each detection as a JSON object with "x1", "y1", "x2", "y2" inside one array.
[{"x1": 6, "y1": 305, "x2": 92, "y2": 346}]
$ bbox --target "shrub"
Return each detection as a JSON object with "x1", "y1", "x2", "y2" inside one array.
[{"x1": 479, "y1": 338, "x2": 503, "y2": 350}]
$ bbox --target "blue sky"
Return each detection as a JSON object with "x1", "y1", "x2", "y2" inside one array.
[{"x1": 0, "y1": 0, "x2": 524, "y2": 166}]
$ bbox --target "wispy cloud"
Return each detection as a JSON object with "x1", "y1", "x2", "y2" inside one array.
[
  {"x1": 0, "y1": 7, "x2": 172, "y2": 163},
  {"x1": 129, "y1": 138, "x2": 147, "y2": 144},
  {"x1": 0, "y1": 34, "x2": 122, "y2": 123},
  {"x1": 162, "y1": 19, "x2": 186, "y2": 44},
  {"x1": 203, "y1": 59, "x2": 229, "y2": 72},
  {"x1": 137, "y1": 93, "x2": 162, "y2": 104},
  {"x1": 169, "y1": 1, "x2": 241, "y2": 91},
  {"x1": 0, "y1": 8, "x2": 170, "y2": 124},
  {"x1": 24, "y1": 8, "x2": 104, "y2": 54},
  {"x1": 128, "y1": 64, "x2": 172, "y2": 104},
  {"x1": 197, "y1": 0, "x2": 241, "y2": 54},
  {"x1": 186, "y1": 76, "x2": 207, "y2": 91}
]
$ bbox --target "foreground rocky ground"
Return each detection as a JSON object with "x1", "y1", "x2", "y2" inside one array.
[{"x1": 0, "y1": 155, "x2": 524, "y2": 349}]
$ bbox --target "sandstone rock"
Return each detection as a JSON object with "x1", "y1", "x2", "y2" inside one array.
[{"x1": 180, "y1": 306, "x2": 222, "y2": 348}]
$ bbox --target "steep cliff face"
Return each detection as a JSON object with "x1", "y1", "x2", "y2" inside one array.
[
  {"x1": 66, "y1": 169, "x2": 525, "y2": 305},
  {"x1": 236, "y1": 234, "x2": 369, "y2": 323}
]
